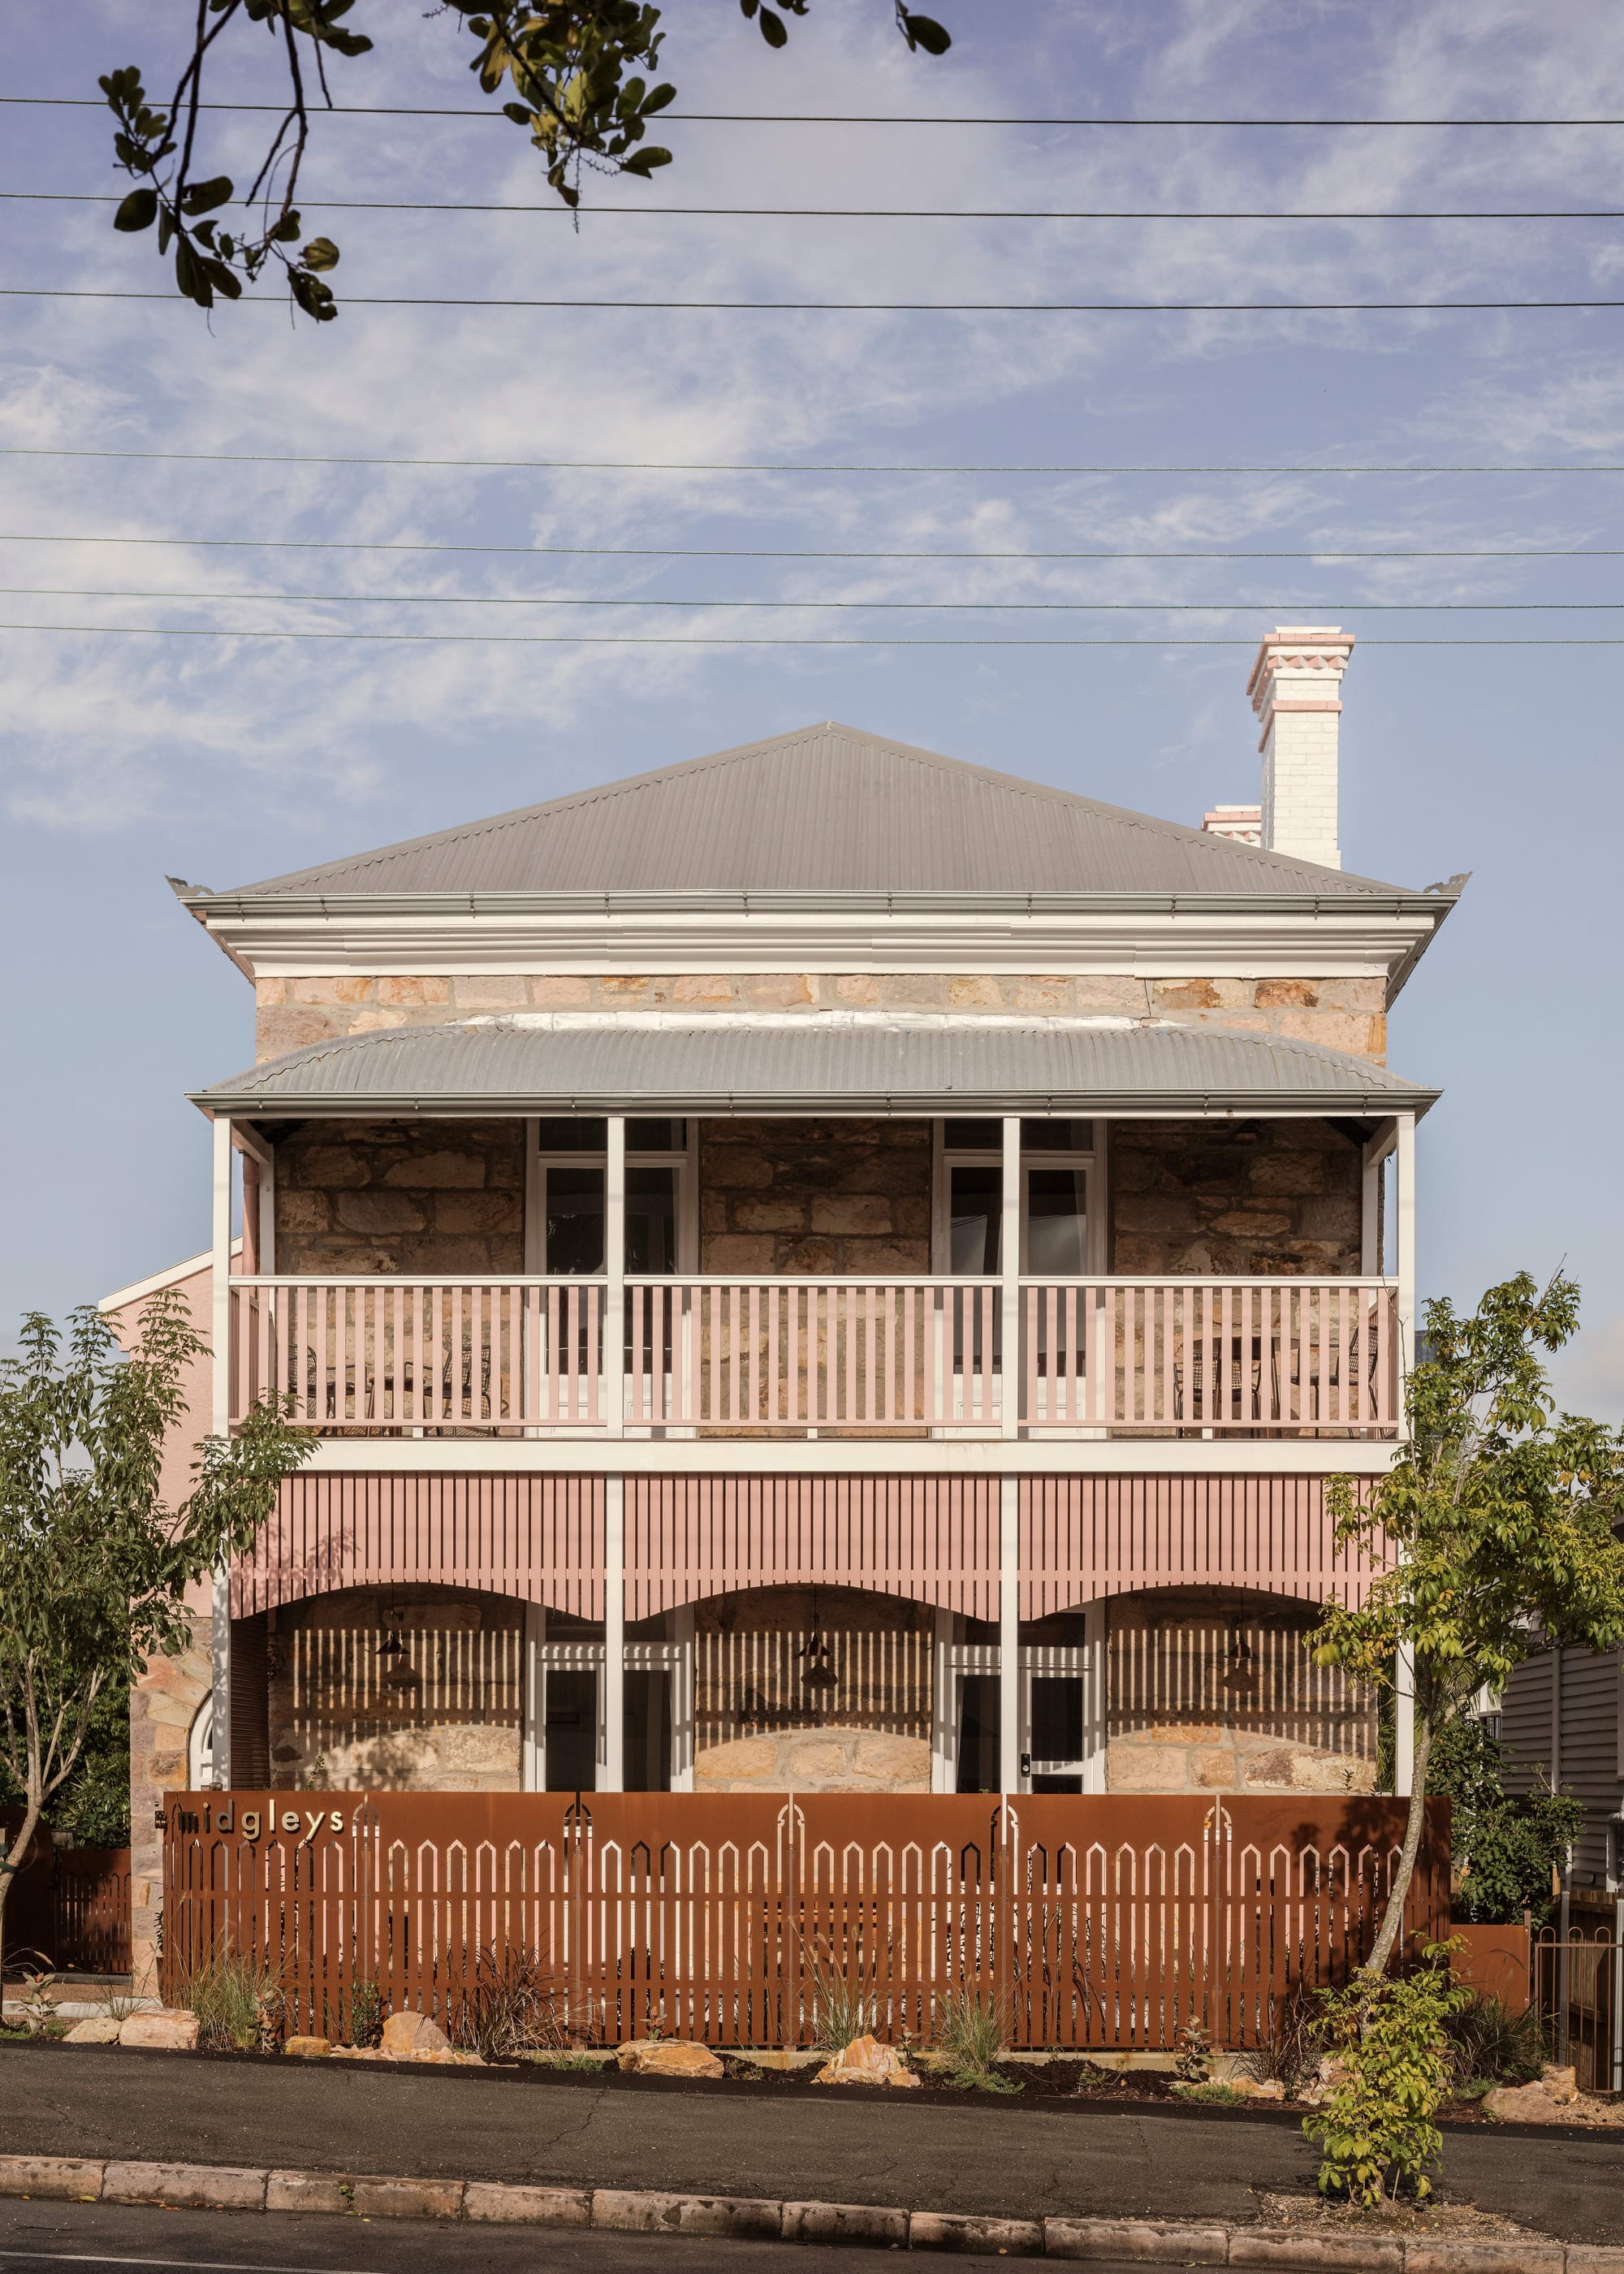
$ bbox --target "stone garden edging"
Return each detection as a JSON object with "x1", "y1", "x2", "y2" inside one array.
[{"x1": 2, "y1": 2154, "x2": 1622, "y2": 2270}]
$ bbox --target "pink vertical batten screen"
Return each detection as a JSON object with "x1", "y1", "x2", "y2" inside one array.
[
  {"x1": 232, "y1": 1473, "x2": 605, "y2": 1619},
  {"x1": 1019, "y1": 1475, "x2": 1389, "y2": 1619},
  {"x1": 627, "y1": 1476, "x2": 1000, "y2": 1622}
]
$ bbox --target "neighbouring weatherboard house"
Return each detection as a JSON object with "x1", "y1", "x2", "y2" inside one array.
[{"x1": 104, "y1": 625, "x2": 1466, "y2": 1981}]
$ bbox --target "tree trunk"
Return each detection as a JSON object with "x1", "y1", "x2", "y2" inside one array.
[{"x1": 1365, "y1": 1710, "x2": 1434, "y2": 1977}]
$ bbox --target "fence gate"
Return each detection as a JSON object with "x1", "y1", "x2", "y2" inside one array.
[{"x1": 161, "y1": 1791, "x2": 1447, "y2": 2048}]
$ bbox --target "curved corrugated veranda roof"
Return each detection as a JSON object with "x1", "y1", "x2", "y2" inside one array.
[{"x1": 193, "y1": 1017, "x2": 1438, "y2": 1118}]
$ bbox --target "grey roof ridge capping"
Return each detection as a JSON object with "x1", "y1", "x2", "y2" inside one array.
[
  {"x1": 192, "y1": 1018, "x2": 1440, "y2": 1120},
  {"x1": 183, "y1": 720, "x2": 1449, "y2": 905}
]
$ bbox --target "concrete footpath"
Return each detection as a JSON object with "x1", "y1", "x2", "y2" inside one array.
[{"x1": 3, "y1": 2045, "x2": 1622, "y2": 2248}]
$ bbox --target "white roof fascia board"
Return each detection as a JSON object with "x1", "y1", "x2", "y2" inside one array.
[
  {"x1": 205, "y1": 907, "x2": 1444, "y2": 1000},
  {"x1": 295, "y1": 1434, "x2": 1402, "y2": 1479},
  {"x1": 99, "y1": 1238, "x2": 242, "y2": 1314}
]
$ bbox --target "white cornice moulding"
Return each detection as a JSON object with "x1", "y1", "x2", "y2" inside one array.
[{"x1": 213, "y1": 908, "x2": 1440, "y2": 993}]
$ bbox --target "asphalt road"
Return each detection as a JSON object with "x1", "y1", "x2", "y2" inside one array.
[
  {"x1": 3, "y1": 2043, "x2": 1622, "y2": 2244},
  {"x1": 0, "y1": 2200, "x2": 1117, "y2": 2274}
]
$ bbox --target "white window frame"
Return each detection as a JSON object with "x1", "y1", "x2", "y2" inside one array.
[
  {"x1": 525, "y1": 1117, "x2": 697, "y2": 1274},
  {"x1": 931, "y1": 1118, "x2": 1107, "y2": 1275}
]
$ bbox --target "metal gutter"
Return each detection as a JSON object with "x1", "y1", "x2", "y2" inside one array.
[
  {"x1": 178, "y1": 885, "x2": 1461, "y2": 921},
  {"x1": 192, "y1": 1085, "x2": 1440, "y2": 1121}
]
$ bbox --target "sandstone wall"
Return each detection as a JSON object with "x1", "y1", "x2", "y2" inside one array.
[
  {"x1": 274, "y1": 1120, "x2": 525, "y2": 1275},
  {"x1": 266, "y1": 1584, "x2": 524, "y2": 1792},
  {"x1": 256, "y1": 973, "x2": 1387, "y2": 1066},
  {"x1": 1109, "y1": 1118, "x2": 1363, "y2": 1276},
  {"x1": 700, "y1": 1118, "x2": 931, "y2": 1274},
  {"x1": 128, "y1": 1615, "x2": 212, "y2": 1991},
  {"x1": 1104, "y1": 1588, "x2": 1376, "y2": 1796},
  {"x1": 693, "y1": 1585, "x2": 932, "y2": 1793}
]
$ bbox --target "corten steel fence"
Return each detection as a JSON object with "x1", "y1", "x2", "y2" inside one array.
[
  {"x1": 0, "y1": 1824, "x2": 132, "y2": 1978},
  {"x1": 161, "y1": 1792, "x2": 1445, "y2": 2048},
  {"x1": 1532, "y1": 1914, "x2": 1624, "y2": 2095}
]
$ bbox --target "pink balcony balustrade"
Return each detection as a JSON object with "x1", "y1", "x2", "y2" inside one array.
[
  {"x1": 230, "y1": 1276, "x2": 604, "y2": 1431},
  {"x1": 1020, "y1": 1278, "x2": 1400, "y2": 1433},
  {"x1": 228, "y1": 1274, "x2": 1400, "y2": 1438}
]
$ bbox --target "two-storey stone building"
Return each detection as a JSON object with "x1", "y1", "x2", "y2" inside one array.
[{"x1": 106, "y1": 627, "x2": 1460, "y2": 1981}]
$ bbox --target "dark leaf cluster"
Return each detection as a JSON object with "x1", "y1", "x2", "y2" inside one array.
[{"x1": 103, "y1": 0, "x2": 951, "y2": 317}]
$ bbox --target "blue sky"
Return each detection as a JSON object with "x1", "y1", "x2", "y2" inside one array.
[{"x1": 1, "y1": 0, "x2": 1620, "y2": 1416}]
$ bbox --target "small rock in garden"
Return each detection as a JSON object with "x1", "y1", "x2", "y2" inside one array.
[
  {"x1": 381, "y1": 2009, "x2": 451, "y2": 2056},
  {"x1": 814, "y1": 2034, "x2": 921, "y2": 2089},
  {"x1": 283, "y1": 2036, "x2": 330, "y2": 2059},
  {"x1": 616, "y1": 2039, "x2": 724, "y2": 2078},
  {"x1": 1539, "y1": 2064, "x2": 1579, "y2": 2105},
  {"x1": 1249, "y1": 2078, "x2": 1287, "y2": 2100},
  {"x1": 118, "y1": 2009, "x2": 200, "y2": 2051},
  {"x1": 1484, "y1": 2079, "x2": 1574, "y2": 2123},
  {"x1": 63, "y1": 2017, "x2": 123, "y2": 2044}
]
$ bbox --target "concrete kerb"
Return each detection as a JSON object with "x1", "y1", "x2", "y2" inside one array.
[{"x1": 0, "y1": 2156, "x2": 1618, "y2": 2270}]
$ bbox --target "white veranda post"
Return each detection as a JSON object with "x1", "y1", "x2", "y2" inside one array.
[
  {"x1": 602, "y1": 1116, "x2": 626, "y2": 1791},
  {"x1": 209, "y1": 1113, "x2": 233, "y2": 1790},
  {"x1": 1393, "y1": 1111, "x2": 1418, "y2": 1798},
  {"x1": 998, "y1": 1116, "x2": 1022, "y2": 1795}
]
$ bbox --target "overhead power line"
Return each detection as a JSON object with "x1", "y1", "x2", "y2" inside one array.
[
  {"x1": 4, "y1": 447, "x2": 1619, "y2": 476},
  {"x1": 3, "y1": 96, "x2": 1620, "y2": 125},
  {"x1": 9, "y1": 287, "x2": 1624, "y2": 313},
  {"x1": 11, "y1": 191, "x2": 1624, "y2": 221},
  {"x1": 4, "y1": 534, "x2": 1616, "y2": 561},
  {"x1": 7, "y1": 586, "x2": 1621, "y2": 612},
  {"x1": 2, "y1": 622, "x2": 1618, "y2": 648}
]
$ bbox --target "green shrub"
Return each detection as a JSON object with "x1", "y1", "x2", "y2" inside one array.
[
  {"x1": 346, "y1": 1977, "x2": 384, "y2": 2049},
  {"x1": 1428, "y1": 1718, "x2": 1584, "y2": 1926},
  {"x1": 1445, "y1": 1991, "x2": 1548, "y2": 2086},
  {"x1": 1237, "y1": 1987, "x2": 1320, "y2": 2095},
  {"x1": 806, "y1": 1952, "x2": 879, "y2": 2050},
  {"x1": 179, "y1": 1943, "x2": 284, "y2": 2052},
  {"x1": 1302, "y1": 1948, "x2": 1473, "y2": 2206},
  {"x1": 449, "y1": 1942, "x2": 568, "y2": 2059},
  {"x1": 932, "y1": 1987, "x2": 1018, "y2": 2091},
  {"x1": 1173, "y1": 2020, "x2": 1212, "y2": 2086}
]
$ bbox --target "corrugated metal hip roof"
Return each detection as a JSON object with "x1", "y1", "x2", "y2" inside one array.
[{"x1": 192, "y1": 1018, "x2": 1438, "y2": 1118}]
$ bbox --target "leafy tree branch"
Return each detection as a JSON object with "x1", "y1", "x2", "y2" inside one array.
[
  {"x1": 1315, "y1": 1270, "x2": 1624, "y2": 1978},
  {"x1": 0, "y1": 1294, "x2": 311, "y2": 1977},
  {"x1": 101, "y1": 0, "x2": 952, "y2": 321}
]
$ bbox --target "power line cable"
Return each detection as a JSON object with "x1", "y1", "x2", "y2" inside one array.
[
  {"x1": 5, "y1": 447, "x2": 1618, "y2": 474},
  {"x1": 8, "y1": 287, "x2": 1624, "y2": 311},
  {"x1": 6, "y1": 586, "x2": 1619, "y2": 611},
  {"x1": 4, "y1": 96, "x2": 1621, "y2": 125},
  {"x1": 3, "y1": 534, "x2": 1616, "y2": 560},
  {"x1": 11, "y1": 191, "x2": 1624, "y2": 219},
  {"x1": 1, "y1": 622, "x2": 1618, "y2": 646}
]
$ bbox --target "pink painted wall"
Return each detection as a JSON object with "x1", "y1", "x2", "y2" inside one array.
[
  {"x1": 1020, "y1": 1475, "x2": 1386, "y2": 1618},
  {"x1": 233, "y1": 1472, "x2": 605, "y2": 1619},
  {"x1": 102, "y1": 1259, "x2": 217, "y2": 1617},
  {"x1": 627, "y1": 1475, "x2": 999, "y2": 1621},
  {"x1": 229, "y1": 1472, "x2": 1385, "y2": 1625}
]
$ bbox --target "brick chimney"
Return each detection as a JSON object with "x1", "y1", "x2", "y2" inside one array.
[
  {"x1": 1201, "y1": 802, "x2": 1262, "y2": 846},
  {"x1": 1246, "y1": 625, "x2": 1354, "y2": 870}
]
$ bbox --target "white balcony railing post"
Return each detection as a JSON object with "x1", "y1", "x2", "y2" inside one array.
[
  {"x1": 209, "y1": 1113, "x2": 233, "y2": 1790},
  {"x1": 1000, "y1": 1118, "x2": 1021, "y2": 1440},
  {"x1": 605, "y1": 1116, "x2": 625, "y2": 1439}
]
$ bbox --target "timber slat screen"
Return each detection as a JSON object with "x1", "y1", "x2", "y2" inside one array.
[
  {"x1": 162, "y1": 1793, "x2": 1445, "y2": 2047},
  {"x1": 1532, "y1": 1919, "x2": 1624, "y2": 2095},
  {"x1": 229, "y1": 1277, "x2": 1399, "y2": 1438}
]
